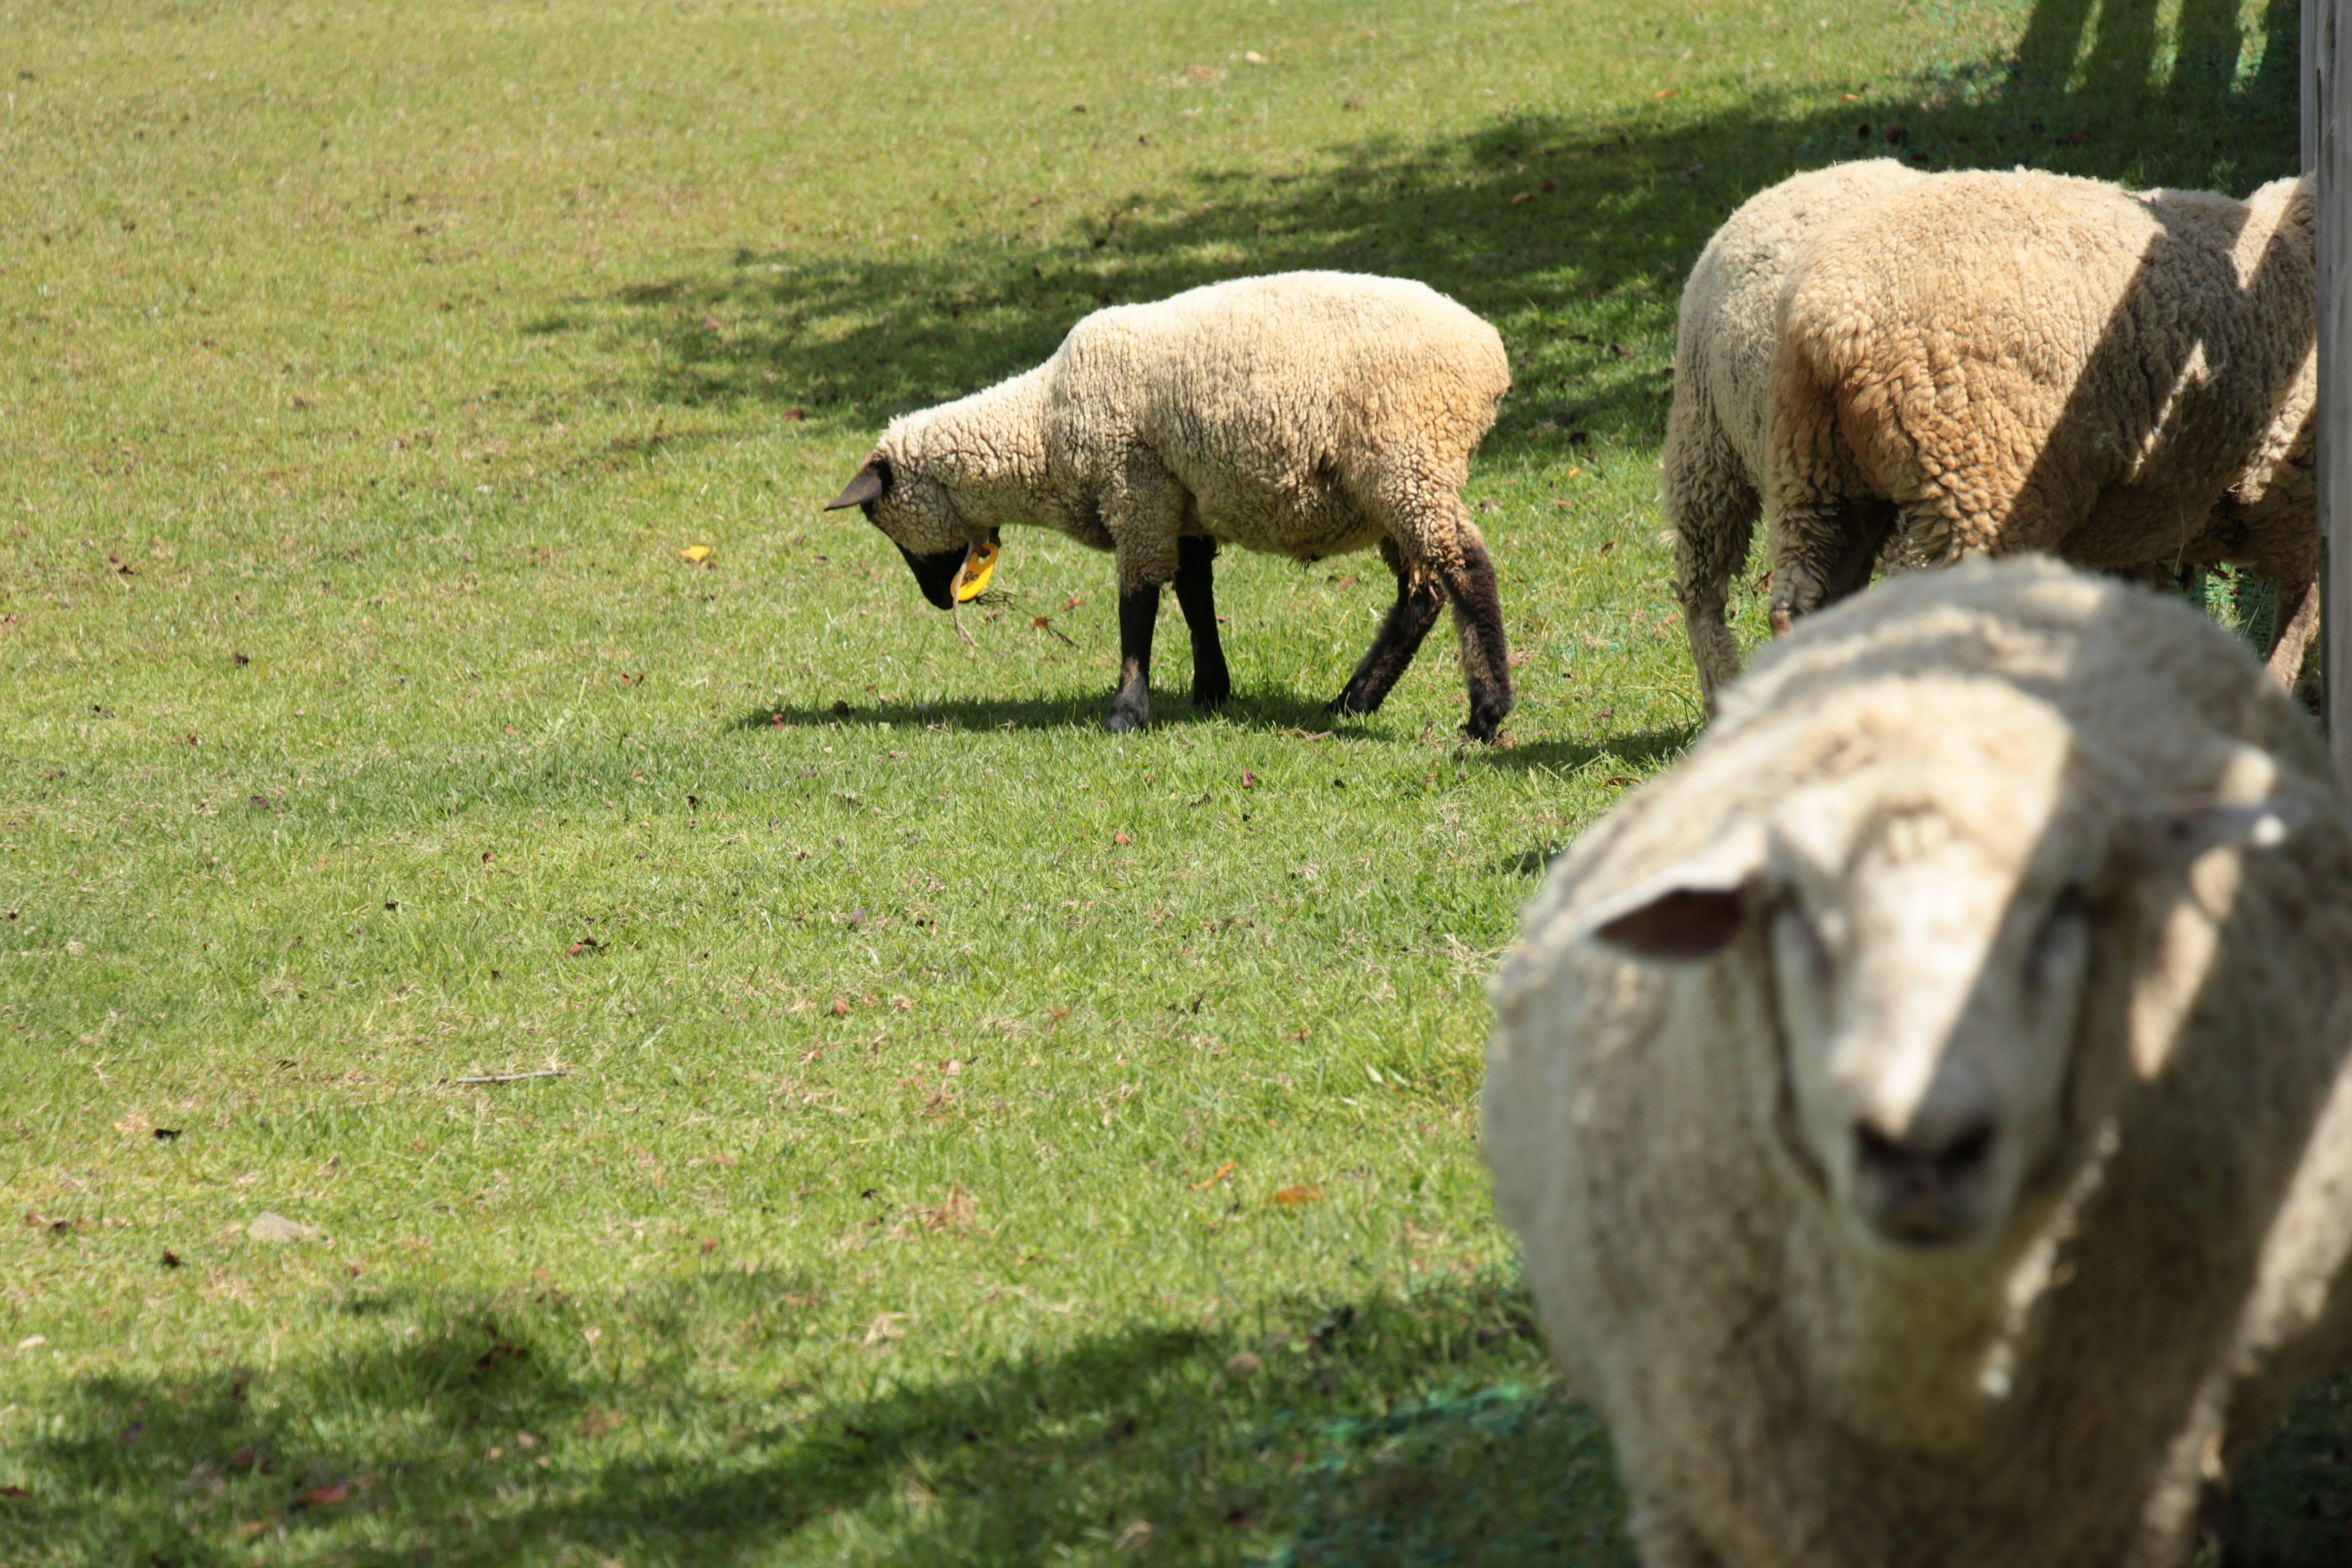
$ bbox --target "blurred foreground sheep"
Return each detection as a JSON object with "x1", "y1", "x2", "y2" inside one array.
[{"x1": 1485, "y1": 558, "x2": 2352, "y2": 1567}]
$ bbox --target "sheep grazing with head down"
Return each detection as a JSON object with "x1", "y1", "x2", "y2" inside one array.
[
  {"x1": 1664, "y1": 159, "x2": 1929, "y2": 712},
  {"x1": 1765, "y1": 170, "x2": 2318, "y2": 687},
  {"x1": 1485, "y1": 557, "x2": 2352, "y2": 1568},
  {"x1": 824, "y1": 271, "x2": 1516, "y2": 739}
]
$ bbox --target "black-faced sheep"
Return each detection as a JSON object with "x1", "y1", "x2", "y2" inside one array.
[{"x1": 824, "y1": 271, "x2": 1516, "y2": 739}]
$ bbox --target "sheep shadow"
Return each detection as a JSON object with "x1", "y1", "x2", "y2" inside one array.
[
  {"x1": 1487, "y1": 726, "x2": 1697, "y2": 778},
  {"x1": 735, "y1": 689, "x2": 1433, "y2": 739},
  {"x1": 0, "y1": 1270, "x2": 1637, "y2": 1567}
]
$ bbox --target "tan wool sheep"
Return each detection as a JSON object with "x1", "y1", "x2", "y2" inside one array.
[
  {"x1": 824, "y1": 272, "x2": 1516, "y2": 739},
  {"x1": 1485, "y1": 557, "x2": 2352, "y2": 1568},
  {"x1": 1664, "y1": 159, "x2": 1928, "y2": 711},
  {"x1": 1765, "y1": 170, "x2": 2318, "y2": 687}
]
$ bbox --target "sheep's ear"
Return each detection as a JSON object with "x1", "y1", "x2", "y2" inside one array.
[
  {"x1": 1578, "y1": 824, "x2": 1765, "y2": 962},
  {"x1": 825, "y1": 458, "x2": 892, "y2": 511}
]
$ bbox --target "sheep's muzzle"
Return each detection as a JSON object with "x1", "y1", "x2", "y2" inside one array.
[{"x1": 898, "y1": 544, "x2": 967, "y2": 611}]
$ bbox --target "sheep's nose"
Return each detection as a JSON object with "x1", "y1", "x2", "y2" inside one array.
[{"x1": 1850, "y1": 1115, "x2": 1996, "y2": 1246}]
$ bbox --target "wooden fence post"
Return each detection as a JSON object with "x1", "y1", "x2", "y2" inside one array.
[{"x1": 2312, "y1": 0, "x2": 2352, "y2": 776}]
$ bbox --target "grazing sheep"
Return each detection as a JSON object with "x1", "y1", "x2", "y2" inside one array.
[
  {"x1": 824, "y1": 271, "x2": 1515, "y2": 738},
  {"x1": 1485, "y1": 557, "x2": 2352, "y2": 1568},
  {"x1": 1765, "y1": 170, "x2": 2318, "y2": 687},
  {"x1": 1665, "y1": 159, "x2": 1929, "y2": 711}
]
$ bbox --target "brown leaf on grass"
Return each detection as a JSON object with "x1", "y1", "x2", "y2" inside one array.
[
  {"x1": 162, "y1": 1250, "x2": 181, "y2": 1269},
  {"x1": 230, "y1": 1446, "x2": 257, "y2": 1473},
  {"x1": 830, "y1": 997, "x2": 852, "y2": 1017},
  {"x1": 229, "y1": 1520, "x2": 270, "y2": 1541},
  {"x1": 919, "y1": 1185, "x2": 976, "y2": 1232},
  {"x1": 1112, "y1": 830, "x2": 1133, "y2": 846},
  {"x1": 1240, "y1": 770, "x2": 1256, "y2": 790},
  {"x1": 1269, "y1": 1185, "x2": 1325, "y2": 1206},
  {"x1": 862, "y1": 1311, "x2": 912, "y2": 1346},
  {"x1": 1509, "y1": 191, "x2": 1536, "y2": 205},
  {"x1": 1652, "y1": 86, "x2": 1680, "y2": 99},
  {"x1": 0, "y1": 1485, "x2": 28, "y2": 1499},
  {"x1": 784, "y1": 405, "x2": 805, "y2": 420},
  {"x1": 1191, "y1": 1163, "x2": 1236, "y2": 1189},
  {"x1": 293, "y1": 1483, "x2": 349, "y2": 1509}
]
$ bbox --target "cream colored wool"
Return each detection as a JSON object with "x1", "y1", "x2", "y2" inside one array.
[
  {"x1": 1764, "y1": 170, "x2": 2318, "y2": 686},
  {"x1": 1486, "y1": 558, "x2": 2352, "y2": 1568},
  {"x1": 844, "y1": 273, "x2": 1508, "y2": 641},
  {"x1": 1664, "y1": 159, "x2": 1928, "y2": 711}
]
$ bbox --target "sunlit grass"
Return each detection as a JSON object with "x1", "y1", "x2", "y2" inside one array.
[{"x1": 0, "y1": 1, "x2": 2325, "y2": 1562}]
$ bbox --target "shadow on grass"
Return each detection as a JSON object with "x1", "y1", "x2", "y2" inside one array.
[
  {"x1": 1489, "y1": 725, "x2": 1697, "y2": 780},
  {"x1": 736, "y1": 688, "x2": 1401, "y2": 739},
  {"x1": 549, "y1": 0, "x2": 2297, "y2": 461},
  {"x1": 0, "y1": 1270, "x2": 1636, "y2": 1568}
]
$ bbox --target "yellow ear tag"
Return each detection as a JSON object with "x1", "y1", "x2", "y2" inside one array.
[{"x1": 952, "y1": 540, "x2": 999, "y2": 602}]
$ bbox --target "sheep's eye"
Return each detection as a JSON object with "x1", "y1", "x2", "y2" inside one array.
[
  {"x1": 1770, "y1": 898, "x2": 1834, "y2": 986},
  {"x1": 2027, "y1": 887, "x2": 2090, "y2": 990}
]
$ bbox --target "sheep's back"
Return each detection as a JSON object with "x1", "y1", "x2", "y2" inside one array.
[
  {"x1": 1044, "y1": 273, "x2": 1507, "y2": 537},
  {"x1": 1779, "y1": 172, "x2": 2315, "y2": 560},
  {"x1": 1676, "y1": 159, "x2": 1927, "y2": 479}
]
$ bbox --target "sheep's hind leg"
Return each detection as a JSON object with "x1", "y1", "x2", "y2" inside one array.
[
  {"x1": 2262, "y1": 560, "x2": 2321, "y2": 693},
  {"x1": 1331, "y1": 538, "x2": 1445, "y2": 718},
  {"x1": 1767, "y1": 496, "x2": 1897, "y2": 634},
  {"x1": 1172, "y1": 536, "x2": 1230, "y2": 711},
  {"x1": 1442, "y1": 533, "x2": 1515, "y2": 742}
]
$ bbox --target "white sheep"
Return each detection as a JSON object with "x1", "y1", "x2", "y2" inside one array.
[
  {"x1": 1485, "y1": 557, "x2": 2352, "y2": 1568},
  {"x1": 1664, "y1": 159, "x2": 1928, "y2": 711},
  {"x1": 1765, "y1": 170, "x2": 2318, "y2": 688},
  {"x1": 823, "y1": 271, "x2": 1516, "y2": 739}
]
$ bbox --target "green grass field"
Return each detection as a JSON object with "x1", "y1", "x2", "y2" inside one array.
[{"x1": 1, "y1": 1, "x2": 2337, "y2": 1563}]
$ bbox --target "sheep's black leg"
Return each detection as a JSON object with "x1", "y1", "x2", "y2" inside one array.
[
  {"x1": 1106, "y1": 582, "x2": 1160, "y2": 733},
  {"x1": 1332, "y1": 547, "x2": 1446, "y2": 717},
  {"x1": 1172, "y1": 537, "x2": 1230, "y2": 710},
  {"x1": 1441, "y1": 538, "x2": 1514, "y2": 742}
]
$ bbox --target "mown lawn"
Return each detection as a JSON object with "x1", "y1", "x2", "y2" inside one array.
[{"x1": 0, "y1": 1, "x2": 2336, "y2": 1564}]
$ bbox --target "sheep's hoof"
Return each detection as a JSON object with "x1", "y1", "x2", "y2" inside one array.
[
  {"x1": 1103, "y1": 702, "x2": 1149, "y2": 734},
  {"x1": 1193, "y1": 680, "x2": 1231, "y2": 712},
  {"x1": 1328, "y1": 688, "x2": 1379, "y2": 717},
  {"x1": 1462, "y1": 705, "x2": 1510, "y2": 744}
]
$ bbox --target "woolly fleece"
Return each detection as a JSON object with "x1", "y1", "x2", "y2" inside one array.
[
  {"x1": 1765, "y1": 171, "x2": 2318, "y2": 685},
  {"x1": 845, "y1": 271, "x2": 1507, "y2": 592},
  {"x1": 1486, "y1": 557, "x2": 2352, "y2": 1568},
  {"x1": 1663, "y1": 159, "x2": 1928, "y2": 710}
]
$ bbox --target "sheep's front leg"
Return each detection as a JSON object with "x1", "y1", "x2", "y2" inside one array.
[
  {"x1": 1107, "y1": 584, "x2": 1160, "y2": 733},
  {"x1": 1102, "y1": 447, "x2": 1189, "y2": 734},
  {"x1": 1172, "y1": 536, "x2": 1231, "y2": 711},
  {"x1": 1332, "y1": 537, "x2": 1444, "y2": 717}
]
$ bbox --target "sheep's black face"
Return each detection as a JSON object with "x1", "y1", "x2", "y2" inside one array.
[
  {"x1": 895, "y1": 543, "x2": 967, "y2": 610},
  {"x1": 826, "y1": 454, "x2": 974, "y2": 612}
]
